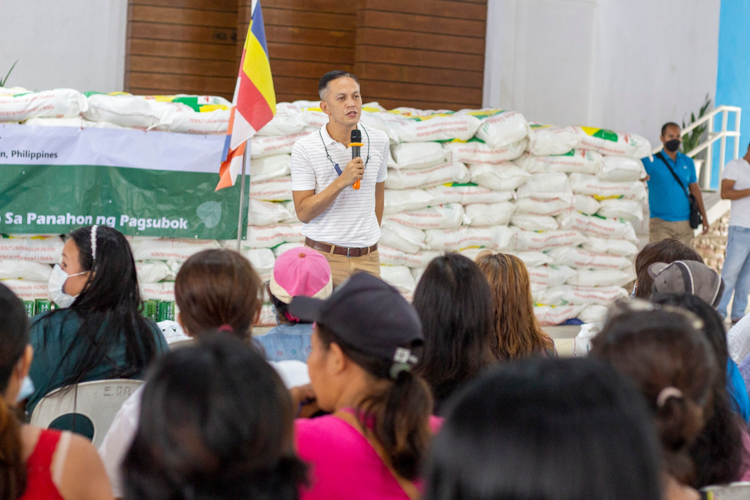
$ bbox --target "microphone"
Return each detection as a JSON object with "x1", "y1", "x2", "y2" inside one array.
[{"x1": 350, "y1": 129, "x2": 363, "y2": 190}]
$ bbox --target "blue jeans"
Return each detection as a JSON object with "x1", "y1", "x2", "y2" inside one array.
[{"x1": 718, "y1": 226, "x2": 750, "y2": 320}]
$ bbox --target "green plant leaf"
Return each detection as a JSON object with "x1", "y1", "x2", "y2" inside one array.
[{"x1": 0, "y1": 59, "x2": 18, "y2": 87}]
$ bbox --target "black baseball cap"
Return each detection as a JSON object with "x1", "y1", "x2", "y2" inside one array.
[{"x1": 289, "y1": 272, "x2": 423, "y2": 363}]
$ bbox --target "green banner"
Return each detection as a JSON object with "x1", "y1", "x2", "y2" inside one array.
[{"x1": 0, "y1": 124, "x2": 249, "y2": 239}]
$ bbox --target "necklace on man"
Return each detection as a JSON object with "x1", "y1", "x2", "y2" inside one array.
[{"x1": 319, "y1": 124, "x2": 372, "y2": 176}]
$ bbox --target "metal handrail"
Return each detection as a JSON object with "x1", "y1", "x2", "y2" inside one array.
[{"x1": 651, "y1": 105, "x2": 742, "y2": 190}]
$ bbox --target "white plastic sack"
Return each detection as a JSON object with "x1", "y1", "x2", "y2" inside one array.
[
  {"x1": 245, "y1": 224, "x2": 304, "y2": 249},
  {"x1": 597, "y1": 156, "x2": 646, "y2": 182},
  {"x1": 517, "y1": 149, "x2": 602, "y2": 175},
  {"x1": 528, "y1": 124, "x2": 581, "y2": 156},
  {"x1": 426, "y1": 184, "x2": 515, "y2": 205},
  {"x1": 597, "y1": 199, "x2": 644, "y2": 221},
  {"x1": 1, "y1": 89, "x2": 86, "y2": 122},
  {"x1": 385, "y1": 162, "x2": 470, "y2": 190},
  {"x1": 299, "y1": 108, "x2": 328, "y2": 129},
  {"x1": 578, "y1": 307, "x2": 609, "y2": 326},
  {"x1": 513, "y1": 229, "x2": 587, "y2": 252},
  {"x1": 540, "y1": 285, "x2": 628, "y2": 306},
  {"x1": 380, "y1": 265, "x2": 417, "y2": 294},
  {"x1": 0, "y1": 261, "x2": 51, "y2": 281},
  {"x1": 568, "y1": 174, "x2": 646, "y2": 200},
  {"x1": 581, "y1": 236, "x2": 639, "y2": 256},
  {"x1": 140, "y1": 282, "x2": 175, "y2": 302},
  {"x1": 557, "y1": 212, "x2": 637, "y2": 242},
  {"x1": 534, "y1": 305, "x2": 585, "y2": 326},
  {"x1": 256, "y1": 104, "x2": 306, "y2": 136},
  {"x1": 391, "y1": 142, "x2": 447, "y2": 170},
  {"x1": 0, "y1": 236, "x2": 64, "y2": 263},
  {"x1": 411, "y1": 267, "x2": 426, "y2": 285},
  {"x1": 84, "y1": 94, "x2": 166, "y2": 128},
  {"x1": 575, "y1": 126, "x2": 652, "y2": 159},
  {"x1": 1, "y1": 280, "x2": 49, "y2": 300},
  {"x1": 508, "y1": 251, "x2": 554, "y2": 267},
  {"x1": 468, "y1": 109, "x2": 530, "y2": 148},
  {"x1": 281, "y1": 201, "x2": 300, "y2": 224},
  {"x1": 510, "y1": 214, "x2": 559, "y2": 231},
  {"x1": 384, "y1": 204, "x2": 467, "y2": 230},
  {"x1": 250, "y1": 154, "x2": 292, "y2": 183},
  {"x1": 465, "y1": 202, "x2": 515, "y2": 226},
  {"x1": 360, "y1": 111, "x2": 399, "y2": 145},
  {"x1": 380, "y1": 220, "x2": 426, "y2": 254},
  {"x1": 378, "y1": 246, "x2": 440, "y2": 268},
  {"x1": 392, "y1": 113, "x2": 481, "y2": 142},
  {"x1": 135, "y1": 261, "x2": 172, "y2": 283},
  {"x1": 566, "y1": 269, "x2": 635, "y2": 287},
  {"x1": 248, "y1": 200, "x2": 292, "y2": 227},
  {"x1": 516, "y1": 172, "x2": 571, "y2": 197},
  {"x1": 527, "y1": 265, "x2": 578, "y2": 287},
  {"x1": 573, "y1": 322, "x2": 602, "y2": 356},
  {"x1": 574, "y1": 195, "x2": 601, "y2": 215},
  {"x1": 470, "y1": 163, "x2": 531, "y2": 191},
  {"x1": 383, "y1": 189, "x2": 435, "y2": 215},
  {"x1": 530, "y1": 282, "x2": 547, "y2": 302},
  {"x1": 160, "y1": 108, "x2": 231, "y2": 135},
  {"x1": 443, "y1": 138, "x2": 527, "y2": 164},
  {"x1": 547, "y1": 247, "x2": 632, "y2": 270},
  {"x1": 130, "y1": 238, "x2": 221, "y2": 262},
  {"x1": 249, "y1": 176, "x2": 293, "y2": 202},
  {"x1": 251, "y1": 130, "x2": 314, "y2": 158},
  {"x1": 514, "y1": 194, "x2": 574, "y2": 216},
  {"x1": 424, "y1": 226, "x2": 514, "y2": 252},
  {"x1": 245, "y1": 248, "x2": 275, "y2": 283}
]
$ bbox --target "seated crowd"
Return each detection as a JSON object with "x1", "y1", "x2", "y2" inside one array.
[{"x1": 1, "y1": 228, "x2": 750, "y2": 499}]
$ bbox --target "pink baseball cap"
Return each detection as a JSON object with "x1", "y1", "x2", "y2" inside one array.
[{"x1": 268, "y1": 247, "x2": 333, "y2": 304}]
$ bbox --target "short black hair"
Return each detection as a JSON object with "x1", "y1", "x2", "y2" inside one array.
[
  {"x1": 425, "y1": 357, "x2": 662, "y2": 500},
  {"x1": 318, "y1": 70, "x2": 359, "y2": 99},
  {"x1": 661, "y1": 122, "x2": 681, "y2": 136}
]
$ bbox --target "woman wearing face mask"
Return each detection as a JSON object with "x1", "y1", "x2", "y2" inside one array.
[
  {"x1": 26, "y1": 226, "x2": 167, "y2": 416},
  {"x1": 0, "y1": 282, "x2": 114, "y2": 500}
]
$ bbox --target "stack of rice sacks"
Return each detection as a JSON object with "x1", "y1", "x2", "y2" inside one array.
[{"x1": 0, "y1": 88, "x2": 653, "y2": 326}]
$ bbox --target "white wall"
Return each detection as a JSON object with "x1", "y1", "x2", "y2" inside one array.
[
  {"x1": 0, "y1": 0, "x2": 128, "y2": 93},
  {"x1": 484, "y1": 0, "x2": 721, "y2": 147}
]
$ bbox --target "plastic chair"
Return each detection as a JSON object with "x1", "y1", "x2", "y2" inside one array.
[
  {"x1": 30, "y1": 379, "x2": 144, "y2": 447},
  {"x1": 702, "y1": 482, "x2": 750, "y2": 499}
]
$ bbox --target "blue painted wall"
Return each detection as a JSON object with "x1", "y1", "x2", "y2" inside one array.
[{"x1": 713, "y1": 0, "x2": 750, "y2": 187}]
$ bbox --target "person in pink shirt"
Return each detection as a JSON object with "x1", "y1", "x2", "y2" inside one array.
[{"x1": 289, "y1": 273, "x2": 439, "y2": 500}]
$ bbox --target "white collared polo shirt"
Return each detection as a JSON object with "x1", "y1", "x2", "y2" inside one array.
[{"x1": 290, "y1": 123, "x2": 389, "y2": 247}]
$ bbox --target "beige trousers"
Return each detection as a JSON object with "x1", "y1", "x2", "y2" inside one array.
[
  {"x1": 649, "y1": 217, "x2": 694, "y2": 247},
  {"x1": 306, "y1": 246, "x2": 381, "y2": 287}
]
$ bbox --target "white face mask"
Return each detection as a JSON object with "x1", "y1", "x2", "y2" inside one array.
[
  {"x1": 17, "y1": 376, "x2": 34, "y2": 402},
  {"x1": 48, "y1": 264, "x2": 88, "y2": 308}
]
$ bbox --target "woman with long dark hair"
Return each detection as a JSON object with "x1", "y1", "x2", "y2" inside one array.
[
  {"x1": 412, "y1": 253, "x2": 496, "y2": 412},
  {"x1": 425, "y1": 358, "x2": 662, "y2": 500},
  {"x1": 652, "y1": 293, "x2": 750, "y2": 486},
  {"x1": 122, "y1": 336, "x2": 307, "y2": 500},
  {"x1": 0, "y1": 282, "x2": 114, "y2": 500},
  {"x1": 27, "y1": 226, "x2": 167, "y2": 415},
  {"x1": 475, "y1": 251, "x2": 555, "y2": 359},
  {"x1": 289, "y1": 273, "x2": 438, "y2": 499},
  {"x1": 591, "y1": 302, "x2": 719, "y2": 499}
]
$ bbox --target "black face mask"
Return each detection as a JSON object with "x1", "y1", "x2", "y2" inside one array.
[{"x1": 665, "y1": 139, "x2": 681, "y2": 152}]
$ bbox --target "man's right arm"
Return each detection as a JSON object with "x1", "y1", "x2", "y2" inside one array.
[
  {"x1": 721, "y1": 179, "x2": 750, "y2": 200},
  {"x1": 293, "y1": 157, "x2": 365, "y2": 223}
]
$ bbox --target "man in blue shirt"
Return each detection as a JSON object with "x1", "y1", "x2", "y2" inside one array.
[{"x1": 641, "y1": 122, "x2": 709, "y2": 246}]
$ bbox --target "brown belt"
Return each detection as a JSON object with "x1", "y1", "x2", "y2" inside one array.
[{"x1": 305, "y1": 237, "x2": 377, "y2": 257}]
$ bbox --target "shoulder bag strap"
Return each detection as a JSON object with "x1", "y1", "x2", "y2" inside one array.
[
  {"x1": 655, "y1": 152, "x2": 691, "y2": 199},
  {"x1": 333, "y1": 410, "x2": 421, "y2": 500}
]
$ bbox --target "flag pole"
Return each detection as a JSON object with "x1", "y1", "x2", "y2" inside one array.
[{"x1": 235, "y1": 147, "x2": 248, "y2": 252}]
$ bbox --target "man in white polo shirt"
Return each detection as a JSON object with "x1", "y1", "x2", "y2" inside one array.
[
  {"x1": 291, "y1": 71, "x2": 389, "y2": 286},
  {"x1": 718, "y1": 143, "x2": 750, "y2": 322}
]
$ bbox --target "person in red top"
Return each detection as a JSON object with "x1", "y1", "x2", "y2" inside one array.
[
  {"x1": 0, "y1": 283, "x2": 113, "y2": 500},
  {"x1": 289, "y1": 273, "x2": 440, "y2": 500}
]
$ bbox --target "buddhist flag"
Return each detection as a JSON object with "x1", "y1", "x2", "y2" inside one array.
[{"x1": 216, "y1": 0, "x2": 276, "y2": 190}]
